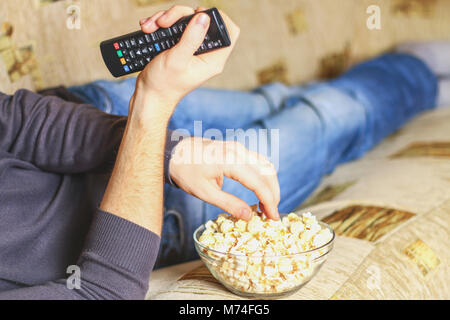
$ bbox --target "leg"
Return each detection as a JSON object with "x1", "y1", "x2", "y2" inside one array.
[
  {"x1": 68, "y1": 77, "x2": 309, "y2": 133},
  {"x1": 199, "y1": 52, "x2": 438, "y2": 243},
  {"x1": 71, "y1": 53, "x2": 438, "y2": 266},
  {"x1": 165, "y1": 53, "x2": 438, "y2": 264},
  {"x1": 396, "y1": 41, "x2": 450, "y2": 107}
]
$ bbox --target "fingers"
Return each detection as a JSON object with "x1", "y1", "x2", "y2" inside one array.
[
  {"x1": 156, "y1": 5, "x2": 195, "y2": 28},
  {"x1": 250, "y1": 150, "x2": 281, "y2": 204},
  {"x1": 140, "y1": 10, "x2": 165, "y2": 33},
  {"x1": 169, "y1": 13, "x2": 210, "y2": 64},
  {"x1": 201, "y1": 182, "x2": 253, "y2": 221},
  {"x1": 195, "y1": 7, "x2": 208, "y2": 12},
  {"x1": 140, "y1": 5, "x2": 195, "y2": 33},
  {"x1": 189, "y1": 10, "x2": 240, "y2": 69},
  {"x1": 226, "y1": 164, "x2": 280, "y2": 220},
  {"x1": 222, "y1": 143, "x2": 280, "y2": 220}
]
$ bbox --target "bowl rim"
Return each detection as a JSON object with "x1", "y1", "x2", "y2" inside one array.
[{"x1": 193, "y1": 214, "x2": 335, "y2": 258}]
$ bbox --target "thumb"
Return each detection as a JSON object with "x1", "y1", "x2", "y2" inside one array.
[{"x1": 171, "y1": 13, "x2": 210, "y2": 63}]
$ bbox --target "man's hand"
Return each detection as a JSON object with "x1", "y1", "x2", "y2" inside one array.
[
  {"x1": 136, "y1": 5, "x2": 240, "y2": 111},
  {"x1": 169, "y1": 137, "x2": 280, "y2": 221},
  {"x1": 100, "y1": 6, "x2": 239, "y2": 235}
]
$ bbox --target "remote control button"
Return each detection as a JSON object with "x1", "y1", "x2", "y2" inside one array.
[
  {"x1": 139, "y1": 59, "x2": 145, "y2": 67},
  {"x1": 113, "y1": 42, "x2": 120, "y2": 50},
  {"x1": 151, "y1": 33, "x2": 159, "y2": 41},
  {"x1": 146, "y1": 56, "x2": 151, "y2": 63},
  {"x1": 157, "y1": 29, "x2": 168, "y2": 38},
  {"x1": 129, "y1": 50, "x2": 136, "y2": 59},
  {"x1": 136, "y1": 48, "x2": 142, "y2": 56},
  {"x1": 125, "y1": 40, "x2": 131, "y2": 49},
  {"x1": 178, "y1": 24, "x2": 185, "y2": 33},
  {"x1": 171, "y1": 39, "x2": 176, "y2": 46},
  {"x1": 142, "y1": 46, "x2": 149, "y2": 55},
  {"x1": 154, "y1": 43, "x2": 161, "y2": 52},
  {"x1": 130, "y1": 38, "x2": 137, "y2": 47},
  {"x1": 119, "y1": 41, "x2": 125, "y2": 48},
  {"x1": 200, "y1": 43, "x2": 207, "y2": 51},
  {"x1": 165, "y1": 40, "x2": 172, "y2": 48},
  {"x1": 144, "y1": 34, "x2": 152, "y2": 43},
  {"x1": 167, "y1": 28, "x2": 172, "y2": 37},
  {"x1": 171, "y1": 26, "x2": 178, "y2": 34},
  {"x1": 133, "y1": 61, "x2": 139, "y2": 68},
  {"x1": 126, "y1": 57, "x2": 132, "y2": 63},
  {"x1": 138, "y1": 37, "x2": 145, "y2": 45},
  {"x1": 213, "y1": 41, "x2": 220, "y2": 48},
  {"x1": 123, "y1": 65, "x2": 130, "y2": 72},
  {"x1": 205, "y1": 34, "x2": 210, "y2": 41},
  {"x1": 120, "y1": 58, "x2": 126, "y2": 65},
  {"x1": 116, "y1": 50, "x2": 123, "y2": 58},
  {"x1": 129, "y1": 64, "x2": 134, "y2": 71},
  {"x1": 207, "y1": 42, "x2": 213, "y2": 49},
  {"x1": 148, "y1": 45, "x2": 155, "y2": 54},
  {"x1": 122, "y1": 49, "x2": 128, "y2": 56},
  {"x1": 160, "y1": 41, "x2": 166, "y2": 50}
]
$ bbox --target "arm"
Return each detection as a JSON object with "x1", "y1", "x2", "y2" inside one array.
[
  {"x1": 0, "y1": 89, "x2": 180, "y2": 179},
  {"x1": 0, "y1": 90, "x2": 170, "y2": 299},
  {"x1": 143, "y1": 6, "x2": 280, "y2": 220},
  {"x1": 0, "y1": 6, "x2": 239, "y2": 300},
  {"x1": 0, "y1": 90, "x2": 127, "y2": 174}
]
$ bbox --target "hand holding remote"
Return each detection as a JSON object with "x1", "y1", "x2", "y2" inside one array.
[{"x1": 135, "y1": 6, "x2": 240, "y2": 109}]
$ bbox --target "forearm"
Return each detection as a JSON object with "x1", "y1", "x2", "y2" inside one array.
[
  {"x1": 100, "y1": 88, "x2": 173, "y2": 235},
  {"x1": 0, "y1": 209, "x2": 161, "y2": 300}
]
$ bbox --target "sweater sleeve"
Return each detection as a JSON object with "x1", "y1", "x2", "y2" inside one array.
[
  {"x1": 0, "y1": 209, "x2": 161, "y2": 300},
  {"x1": 0, "y1": 89, "x2": 180, "y2": 183}
]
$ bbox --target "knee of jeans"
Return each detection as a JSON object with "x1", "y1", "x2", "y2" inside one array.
[{"x1": 254, "y1": 82, "x2": 291, "y2": 113}]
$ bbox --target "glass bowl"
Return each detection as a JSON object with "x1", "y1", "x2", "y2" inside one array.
[{"x1": 193, "y1": 216, "x2": 335, "y2": 299}]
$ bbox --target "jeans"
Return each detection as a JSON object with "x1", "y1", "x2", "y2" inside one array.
[{"x1": 69, "y1": 53, "x2": 437, "y2": 267}]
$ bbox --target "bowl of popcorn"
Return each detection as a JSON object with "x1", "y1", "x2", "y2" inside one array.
[{"x1": 193, "y1": 208, "x2": 335, "y2": 298}]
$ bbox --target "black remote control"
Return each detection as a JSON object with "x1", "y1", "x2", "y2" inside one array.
[{"x1": 100, "y1": 8, "x2": 231, "y2": 77}]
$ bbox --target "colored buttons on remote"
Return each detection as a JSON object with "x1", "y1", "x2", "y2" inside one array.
[{"x1": 101, "y1": 8, "x2": 231, "y2": 77}]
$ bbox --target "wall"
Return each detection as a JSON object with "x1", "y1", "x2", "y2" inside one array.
[{"x1": 1, "y1": 0, "x2": 449, "y2": 94}]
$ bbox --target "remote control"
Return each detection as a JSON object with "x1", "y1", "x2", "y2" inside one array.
[{"x1": 100, "y1": 8, "x2": 231, "y2": 77}]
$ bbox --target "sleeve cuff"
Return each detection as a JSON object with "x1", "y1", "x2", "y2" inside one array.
[
  {"x1": 81, "y1": 209, "x2": 161, "y2": 275},
  {"x1": 164, "y1": 129, "x2": 184, "y2": 187}
]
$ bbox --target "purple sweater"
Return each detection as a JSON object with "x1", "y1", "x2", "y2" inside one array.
[{"x1": 0, "y1": 89, "x2": 176, "y2": 299}]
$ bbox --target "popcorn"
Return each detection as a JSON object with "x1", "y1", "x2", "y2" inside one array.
[
  {"x1": 247, "y1": 215, "x2": 264, "y2": 234},
  {"x1": 220, "y1": 219, "x2": 234, "y2": 233},
  {"x1": 312, "y1": 228, "x2": 333, "y2": 248},
  {"x1": 198, "y1": 209, "x2": 333, "y2": 295},
  {"x1": 234, "y1": 219, "x2": 247, "y2": 232},
  {"x1": 205, "y1": 220, "x2": 218, "y2": 231},
  {"x1": 289, "y1": 221, "x2": 305, "y2": 234},
  {"x1": 199, "y1": 233, "x2": 215, "y2": 247}
]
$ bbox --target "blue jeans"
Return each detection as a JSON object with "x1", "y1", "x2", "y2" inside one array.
[{"x1": 69, "y1": 53, "x2": 437, "y2": 267}]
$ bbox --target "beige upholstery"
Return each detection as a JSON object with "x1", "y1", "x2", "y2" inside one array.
[
  {"x1": 147, "y1": 106, "x2": 450, "y2": 300},
  {"x1": 1, "y1": 0, "x2": 448, "y2": 300}
]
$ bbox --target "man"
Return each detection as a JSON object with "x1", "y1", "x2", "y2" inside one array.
[
  {"x1": 70, "y1": 20, "x2": 450, "y2": 267},
  {"x1": 0, "y1": 7, "x2": 280, "y2": 299}
]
